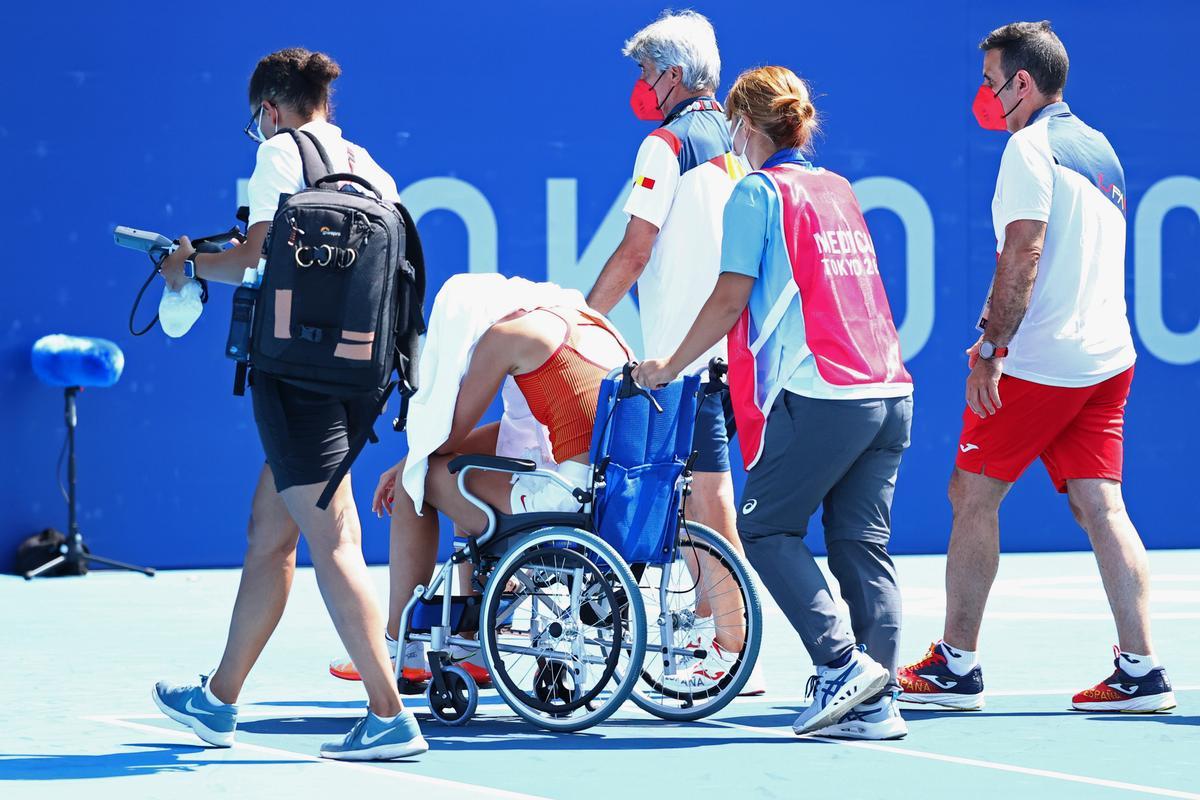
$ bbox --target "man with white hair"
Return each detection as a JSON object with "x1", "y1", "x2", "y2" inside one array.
[{"x1": 587, "y1": 9, "x2": 763, "y2": 695}]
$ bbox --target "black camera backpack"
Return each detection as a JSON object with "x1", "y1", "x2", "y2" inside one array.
[{"x1": 242, "y1": 129, "x2": 425, "y2": 507}]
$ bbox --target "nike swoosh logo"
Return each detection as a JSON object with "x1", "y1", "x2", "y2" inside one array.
[
  {"x1": 1108, "y1": 683, "x2": 1139, "y2": 696},
  {"x1": 519, "y1": 494, "x2": 528, "y2": 511},
  {"x1": 920, "y1": 674, "x2": 958, "y2": 690},
  {"x1": 184, "y1": 697, "x2": 214, "y2": 717},
  {"x1": 959, "y1": 443, "x2": 979, "y2": 453},
  {"x1": 360, "y1": 725, "x2": 394, "y2": 746}
]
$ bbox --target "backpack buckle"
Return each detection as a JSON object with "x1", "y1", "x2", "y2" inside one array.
[{"x1": 298, "y1": 325, "x2": 323, "y2": 343}]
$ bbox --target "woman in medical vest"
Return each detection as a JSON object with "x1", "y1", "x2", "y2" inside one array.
[{"x1": 635, "y1": 66, "x2": 915, "y2": 740}]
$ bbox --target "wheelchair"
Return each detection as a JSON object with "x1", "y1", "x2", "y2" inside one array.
[
  {"x1": 597, "y1": 359, "x2": 763, "y2": 721},
  {"x1": 393, "y1": 360, "x2": 760, "y2": 731}
]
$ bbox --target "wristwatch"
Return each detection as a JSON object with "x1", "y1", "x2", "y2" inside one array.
[
  {"x1": 184, "y1": 251, "x2": 201, "y2": 280},
  {"x1": 979, "y1": 340, "x2": 1009, "y2": 360}
]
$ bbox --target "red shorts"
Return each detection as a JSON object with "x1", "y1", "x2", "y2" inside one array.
[{"x1": 955, "y1": 366, "x2": 1133, "y2": 492}]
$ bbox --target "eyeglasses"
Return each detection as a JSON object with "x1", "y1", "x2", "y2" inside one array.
[{"x1": 244, "y1": 104, "x2": 266, "y2": 144}]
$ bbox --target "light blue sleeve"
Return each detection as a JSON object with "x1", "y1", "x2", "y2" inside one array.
[{"x1": 720, "y1": 175, "x2": 771, "y2": 279}]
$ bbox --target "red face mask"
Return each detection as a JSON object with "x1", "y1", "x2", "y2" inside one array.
[
  {"x1": 972, "y1": 74, "x2": 1020, "y2": 131},
  {"x1": 630, "y1": 71, "x2": 669, "y2": 121}
]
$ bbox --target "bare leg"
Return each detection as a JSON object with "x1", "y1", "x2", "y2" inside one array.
[
  {"x1": 386, "y1": 423, "x2": 500, "y2": 638},
  {"x1": 688, "y1": 470, "x2": 746, "y2": 651},
  {"x1": 209, "y1": 465, "x2": 300, "y2": 704},
  {"x1": 942, "y1": 468, "x2": 1013, "y2": 651},
  {"x1": 281, "y1": 475, "x2": 403, "y2": 717},
  {"x1": 1067, "y1": 479, "x2": 1153, "y2": 654}
]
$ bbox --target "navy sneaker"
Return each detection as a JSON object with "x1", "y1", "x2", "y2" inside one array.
[
  {"x1": 152, "y1": 673, "x2": 237, "y2": 747},
  {"x1": 1073, "y1": 647, "x2": 1177, "y2": 713},
  {"x1": 792, "y1": 647, "x2": 890, "y2": 736},
  {"x1": 320, "y1": 709, "x2": 429, "y2": 761},
  {"x1": 898, "y1": 641, "x2": 985, "y2": 710}
]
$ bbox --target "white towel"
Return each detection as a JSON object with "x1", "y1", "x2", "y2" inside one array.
[{"x1": 401, "y1": 274, "x2": 588, "y2": 514}]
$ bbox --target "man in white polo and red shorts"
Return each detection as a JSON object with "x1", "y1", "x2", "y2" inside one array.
[{"x1": 898, "y1": 20, "x2": 1175, "y2": 714}]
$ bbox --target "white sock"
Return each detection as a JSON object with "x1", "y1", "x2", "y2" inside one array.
[
  {"x1": 939, "y1": 641, "x2": 979, "y2": 676},
  {"x1": 203, "y1": 678, "x2": 234, "y2": 708},
  {"x1": 384, "y1": 632, "x2": 398, "y2": 660},
  {"x1": 1118, "y1": 650, "x2": 1160, "y2": 678},
  {"x1": 371, "y1": 711, "x2": 400, "y2": 723}
]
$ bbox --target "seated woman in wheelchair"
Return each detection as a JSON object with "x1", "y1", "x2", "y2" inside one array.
[{"x1": 355, "y1": 277, "x2": 632, "y2": 685}]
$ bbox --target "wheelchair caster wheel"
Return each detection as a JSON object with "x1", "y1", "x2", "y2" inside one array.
[{"x1": 427, "y1": 665, "x2": 478, "y2": 726}]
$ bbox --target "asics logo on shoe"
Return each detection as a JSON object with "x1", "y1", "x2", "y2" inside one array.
[
  {"x1": 184, "y1": 697, "x2": 215, "y2": 717},
  {"x1": 959, "y1": 443, "x2": 980, "y2": 453},
  {"x1": 742, "y1": 499, "x2": 758, "y2": 514},
  {"x1": 1108, "y1": 683, "x2": 1139, "y2": 695},
  {"x1": 920, "y1": 674, "x2": 958, "y2": 690}
]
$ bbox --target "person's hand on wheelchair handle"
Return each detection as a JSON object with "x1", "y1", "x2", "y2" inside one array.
[
  {"x1": 373, "y1": 461, "x2": 402, "y2": 518},
  {"x1": 633, "y1": 357, "x2": 678, "y2": 390}
]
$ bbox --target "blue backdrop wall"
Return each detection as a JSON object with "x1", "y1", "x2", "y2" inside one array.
[{"x1": 2, "y1": 1, "x2": 1196, "y2": 572}]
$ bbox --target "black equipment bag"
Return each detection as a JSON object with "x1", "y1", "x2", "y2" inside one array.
[
  {"x1": 14, "y1": 529, "x2": 86, "y2": 577},
  {"x1": 242, "y1": 130, "x2": 426, "y2": 508},
  {"x1": 250, "y1": 130, "x2": 423, "y2": 400}
]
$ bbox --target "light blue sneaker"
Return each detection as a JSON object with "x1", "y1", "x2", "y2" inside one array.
[
  {"x1": 815, "y1": 692, "x2": 909, "y2": 740},
  {"x1": 792, "y1": 647, "x2": 890, "y2": 736},
  {"x1": 152, "y1": 673, "x2": 237, "y2": 747},
  {"x1": 320, "y1": 709, "x2": 428, "y2": 761}
]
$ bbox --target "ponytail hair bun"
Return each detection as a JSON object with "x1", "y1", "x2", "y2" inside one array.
[
  {"x1": 248, "y1": 48, "x2": 342, "y2": 119},
  {"x1": 726, "y1": 66, "x2": 820, "y2": 152}
]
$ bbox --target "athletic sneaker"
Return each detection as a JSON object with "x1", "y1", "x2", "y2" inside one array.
[
  {"x1": 814, "y1": 693, "x2": 908, "y2": 740},
  {"x1": 444, "y1": 643, "x2": 492, "y2": 686},
  {"x1": 740, "y1": 662, "x2": 767, "y2": 697},
  {"x1": 792, "y1": 647, "x2": 890, "y2": 736},
  {"x1": 329, "y1": 640, "x2": 431, "y2": 684},
  {"x1": 898, "y1": 641, "x2": 986, "y2": 710},
  {"x1": 1072, "y1": 647, "x2": 1177, "y2": 713},
  {"x1": 152, "y1": 673, "x2": 237, "y2": 747},
  {"x1": 659, "y1": 635, "x2": 738, "y2": 693},
  {"x1": 320, "y1": 709, "x2": 429, "y2": 761}
]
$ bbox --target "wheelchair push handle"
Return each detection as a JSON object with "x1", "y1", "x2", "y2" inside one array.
[
  {"x1": 615, "y1": 361, "x2": 664, "y2": 413},
  {"x1": 703, "y1": 357, "x2": 730, "y2": 397}
]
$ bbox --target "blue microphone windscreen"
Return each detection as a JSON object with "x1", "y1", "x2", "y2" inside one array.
[{"x1": 31, "y1": 335, "x2": 125, "y2": 388}]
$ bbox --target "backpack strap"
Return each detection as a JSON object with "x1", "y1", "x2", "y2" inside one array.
[
  {"x1": 283, "y1": 129, "x2": 334, "y2": 188},
  {"x1": 391, "y1": 201, "x2": 427, "y2": 433},
  {"x1": 316, "y1": 381, "x2": 397, "y2": 510}
]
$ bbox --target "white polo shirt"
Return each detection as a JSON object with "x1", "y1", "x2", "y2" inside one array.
[
  {"x1": 988, "y1": 102, "x2": 1135, "y2": 387},
  {"x1": 623, "y1": 98, "x2": 745, "y2": 372},
  {"x1": 246, "y1": 120, "x2": 401, "y2": 227}
]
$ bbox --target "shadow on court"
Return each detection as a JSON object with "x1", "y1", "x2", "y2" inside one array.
[
  {"x1": 0, "y1": 743, "x2": 296, "y2": 780},
  {"x1": 238, "y1": 715, "x2": 789, "y2": 750}
]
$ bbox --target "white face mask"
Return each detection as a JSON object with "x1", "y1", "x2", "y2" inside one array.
[{"x1": 729, "y1": 118, "x2": 753, "y2": 170}]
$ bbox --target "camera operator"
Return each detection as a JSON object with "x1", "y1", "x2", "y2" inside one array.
[{"x1": 151, "y1": 48, "x2": 427, "y2": 762}]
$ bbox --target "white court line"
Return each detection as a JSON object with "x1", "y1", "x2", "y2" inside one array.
[
  {"x1": 699, "y1": 717, "x2": 1200, "y2": 800},
  {"x1": 86, "y1": 715, "x2": 550, "y2": 800}
]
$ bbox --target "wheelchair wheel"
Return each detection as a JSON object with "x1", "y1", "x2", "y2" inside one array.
[
  {"x1": 628, "y1": 521, "x2": 762, "y2": 721},
  {"x1": 479, "y1": 527, "x2": 646, "y2": 732},
  {"x1": 426, "y1": 665, "x2": 478, "y2": 726}
]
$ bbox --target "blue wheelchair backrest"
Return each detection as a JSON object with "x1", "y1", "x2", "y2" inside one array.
[{"x1": 588, "y1": 371, "x2": 702, "y2": 565}]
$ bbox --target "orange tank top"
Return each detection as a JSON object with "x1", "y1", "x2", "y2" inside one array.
[{"x1": 514, "y1": 307, "x2": 630, "y2": 463}]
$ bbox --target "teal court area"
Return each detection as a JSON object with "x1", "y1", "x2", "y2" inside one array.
[{"x1": 2, "y1": 549, "x2": 1198, "y2": 799}]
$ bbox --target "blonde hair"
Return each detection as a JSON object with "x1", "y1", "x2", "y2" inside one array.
[{"x1": 725, "y1": 66, "x2": 819, "y2": 152}]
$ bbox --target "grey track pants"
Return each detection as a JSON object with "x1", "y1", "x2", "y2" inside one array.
[{"x1": 736, "y1": 391, "x2": 912, "y2": 694}]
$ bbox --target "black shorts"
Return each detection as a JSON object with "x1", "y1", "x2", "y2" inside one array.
[
  {"x1": 691, "y1": 390, "x2": 732, "y2": 473},
  {"x1": 251, "y1": 373, "x2": 379, "y2": 493}
]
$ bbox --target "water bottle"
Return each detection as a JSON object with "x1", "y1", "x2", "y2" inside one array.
[
  {"x1": 225, "y1": 267, "x2": 260, "y2": 362},
  {"x1": 159, "y1": 279, "x2": 204, "y2": 338}
]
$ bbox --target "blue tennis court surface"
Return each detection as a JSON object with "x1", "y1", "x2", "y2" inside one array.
[{"x1": 3, "y1": 550, "x2": 1198, "y2": 799}]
